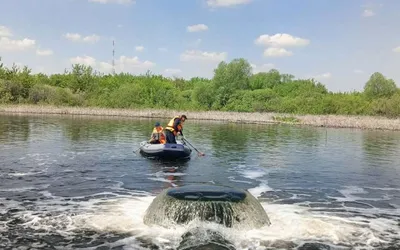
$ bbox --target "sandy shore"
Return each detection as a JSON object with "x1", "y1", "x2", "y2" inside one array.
[{"x1": 1, "y1": 104, "x2": 400, "y2": 131}]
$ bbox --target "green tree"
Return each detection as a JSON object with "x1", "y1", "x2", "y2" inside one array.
[
  {"x1": 213, "y1": 58, "x2": 252, "y2": 90},
  {"x1": 364, "y1": 72, "x2": 397, "y2": 99},
  {"x1": 192, "y1": 81, "x2": 215, "y2": 110},
  {"x1": 212, "y1": 58, "x2": 252, "y2": 107},
  {"x1": 0, "y1": 57, "x2": 399, "y2": 117}
]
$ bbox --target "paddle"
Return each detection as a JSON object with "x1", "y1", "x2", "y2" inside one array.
[
  {"x1": 133, "y1": 141, "x2": 145, "y2": 154},
  {"x1": 181, "y1": 136, "x2": 205, "y2": 157}
]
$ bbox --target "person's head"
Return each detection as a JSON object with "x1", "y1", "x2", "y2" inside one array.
[
  {"x1": 180, "y1": 115, "x2": 187, "y2": 122},
  {"x1": 154, "y1": 122, "x2": 161, "y2": 128}
]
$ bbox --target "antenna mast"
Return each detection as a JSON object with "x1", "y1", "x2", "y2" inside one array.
[{"x1": 112, "y1": 40, "x2": 115, "y2": 75}]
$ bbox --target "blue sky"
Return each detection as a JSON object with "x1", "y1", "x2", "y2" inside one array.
[{"x1": 0, "y1": 0, "x2": 399, "y2": 92}]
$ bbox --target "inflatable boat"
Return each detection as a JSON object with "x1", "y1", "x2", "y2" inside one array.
[{"x1": 139, "y1": 140, "x2": 192, "y2": 160}]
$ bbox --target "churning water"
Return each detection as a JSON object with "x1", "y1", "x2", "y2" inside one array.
[{"x1": 0, "y1": 114, "x2": 399, "y2": 249}]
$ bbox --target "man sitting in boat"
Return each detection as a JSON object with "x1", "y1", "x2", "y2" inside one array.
[
  {"x1": 149, "y1": 122, "x2": 166, "y2": 144},
  {"x1": 164, "y1": 115, "x2": 187, "y2": 144}
]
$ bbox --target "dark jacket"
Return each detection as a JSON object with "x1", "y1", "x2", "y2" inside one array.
[{"x1": 173, "y1": 118, "x2": 183, "y2": 135}]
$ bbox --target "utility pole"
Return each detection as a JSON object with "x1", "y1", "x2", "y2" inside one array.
[{"x1": 112, "y1": 39, "x2": 115, "y2": 75}]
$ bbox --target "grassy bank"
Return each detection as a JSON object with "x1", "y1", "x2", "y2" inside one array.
[{"x1": 2, "y1": 104, "x2": 400, "y2": 131}]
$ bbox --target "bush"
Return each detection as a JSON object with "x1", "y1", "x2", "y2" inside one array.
[{"x1": 0, "y1": 58, "x2": 399, "y2": 117}]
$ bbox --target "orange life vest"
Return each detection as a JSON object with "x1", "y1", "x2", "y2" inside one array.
[
  {"x1": 151, "y1": 126, "x2": 166, "y2": 144},
  {"x1": 165, "y1": 116, "x2": 184, "y2": 136}
]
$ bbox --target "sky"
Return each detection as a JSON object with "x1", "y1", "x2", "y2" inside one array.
[{"x1": 0, "y1": 0, "x2": 400, "y2": 92}]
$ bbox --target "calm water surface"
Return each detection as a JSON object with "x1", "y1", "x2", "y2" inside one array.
[{"x1": 0, "y1": 114, "x2": 400, "y2": 250}]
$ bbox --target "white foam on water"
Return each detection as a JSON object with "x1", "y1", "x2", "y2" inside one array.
[
  {"x1": 7, "y1": 172, "x2": 38, "y2": 177},
  {"x1": 2, "y1": 185, "x2": 399, "y2": 249},
  {"x1": 72, "y1": 196, "x2": 400, "y2": 249},
  {"x1": 147, "y1": 171, "x2": 187, "y2": 177},
  {"x1": 147, "y1": 177, "x2": 178, "y2": 187},
  {"x1": 228, "y1": 176, "x2": 252, "y2": 184},
  {"x1": 256, "y1": 202, "x2": 399, "y2": 249},
  {"x1": 231, "y1": 164, "x2": 272, "y2": 185},
  {"x1": 109, "y1": 180, "x2": 125, "y2": 190},
  {"x1": 365, "y1": 187, "x2": 400, "y2": 191},
  {"x1": 0, "y1": 186, "x2": 36, "y2": 192},
  {"x1": 62, "y1": 197, "x2": 250, "y2": 249},
  {"x1": 84, "y1": 177, "x2": 97, "y2": 181},
  {"x1": 334, "y1": 186, "x2": 392, "y2": 202},
  {"x1": 62, "y1": 169, "x2": 75, "y2": 173},
  {"x1": 242, "y1": 169, "x2": 266, "y2": 180},
  {"x1": 248, "y1": 182, "x2": 273, "y2": 198}
]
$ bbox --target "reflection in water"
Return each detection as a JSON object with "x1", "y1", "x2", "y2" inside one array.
[
  {"x1": 362, "y1": 130, "x2": 400, "y2": 161},
  {"x1": 360, "y1": 130, "x2": 400, "y2": 188},
  {"x1": 209, "y1": 122, "x2": 323, "y2": 159},
  {"x1": 210, "y1": 123, "x2": 251, "y2": 159},
  {"x1": 284, "y1": 125, "x2": 322, "y2": 147},
  {"x1": 147, "y1": 160, "x2": 189, "y2": 191},
  {"x1": 61, "y1": 116, "x2": 144, "y2": 142},
  {"x1": 0, "y1": 114, "x2": 30, "y2": 143}
]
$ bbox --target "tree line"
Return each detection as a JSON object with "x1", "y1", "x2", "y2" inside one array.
[{"x1": 0, "y1": 57, "x2": 399, "y2": 117}]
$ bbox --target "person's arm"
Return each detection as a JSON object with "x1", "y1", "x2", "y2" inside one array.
[
  {"x1": 173, "y1": 118, "x2": 183, "y2": 135},
  {"x1": 173, "y1": 118, "x2": 180, "y2": 131},
  {"x1": 151, "y1": 130, "x2": 160, "y2": 140},
  {"x1": 148, "y1": 132, "x2": 155, "y2": 142}
]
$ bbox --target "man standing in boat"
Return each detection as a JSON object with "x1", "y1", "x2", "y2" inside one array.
[{"x1": 164, "y1": 115, "x2": 187, "y2": 144}]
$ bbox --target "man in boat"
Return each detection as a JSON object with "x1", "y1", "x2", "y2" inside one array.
[
  {"x1": 149, "y1": 122, "x2": 166, "y2": 144},
  {"x1": 164, "y1": 115, "x2": 187, "y2": 144}
]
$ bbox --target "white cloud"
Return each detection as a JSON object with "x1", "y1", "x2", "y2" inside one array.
[
  {"x1": 0, "y1": 25, "x2": 46, "y2": 53},
  {"x1": 362, "y1": 9, "x2": 375, "y2": 17},
  {"x1": 0, "y1": 25, "x2": 12, "y2": 37},
  {"x1": 354, "y1": 69, "x2": 364, "y2": 74},
  {"x1": 0, "y1": 37, "x2": 36, "y2": 52},
  {"x1": 263, "y1": 47, "x2": 292, "y2": 57},
  {"x1": 180, "y1": 50, "x2": 227, "y2": 62},
  {"x1": 310, "y1": 72, "x2": 332, "y2": 80},
  {"x1": 36, "y1": 49, "x2": 53, "y2": 56},
  {"x1": 158, "y1": 47, "x2": 168, "y2": 52},
  {"x1": 255, "y1": 33, "x2": 310, "y2": 47},
  {"x1": 63, "y1": 33, "x2": 81, "y2": 41},
  {"x1": 98, "y1": 62, "x2": 114, "y2": 71},
  {"x1": 119, "y1": 55, "x2": 155, "y2": 68},
  {"x1": 251, "y1": 63, "x2": 275, "y2": 73},
  {"x1": 69, "y1": 55, "x2": 155, "y2": 74},
  {"x1": 392, "y1": 46, "x2": 400, "y2": 53},
  {"x1": 82, "y1": 34, "x2": 100, "y2": 43},
  {"x1": 135, "y1": 46, "x2": 144, "y2": 52},
  {"x1": 187, "y1": 24, "x2": 208, "y2": 32},
  {"x1": 63, "y1": 33, "x2": 100, "y2": 43},
  {"x1": 164, "y1": 68, "x2": 182, "y2": 75},
  {"x1": 207, "y1": 0, "x2": 251, "y2": 8},
  {"x1": 88, "y1": 0, "x2": 135, "y2": 4},
  {"x1": 361, "y1": 3, "x2": 382, "y2": 17},
  {"x1": 70, "y1": 55, "x2": 97, "y2": 66}
]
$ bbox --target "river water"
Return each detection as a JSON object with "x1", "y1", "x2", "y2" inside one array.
[{"x1": 0, "y1": 114, "x2": 399, "y2": 250}]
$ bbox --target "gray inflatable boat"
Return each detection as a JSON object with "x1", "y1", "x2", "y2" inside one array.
[{"x1": 139, "y1": 140, "x2": 192, "y2": 160}]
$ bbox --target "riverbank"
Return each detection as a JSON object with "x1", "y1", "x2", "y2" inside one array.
[{"x1": 1, "y1": 104, "x2": 400, "y2": 131}]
